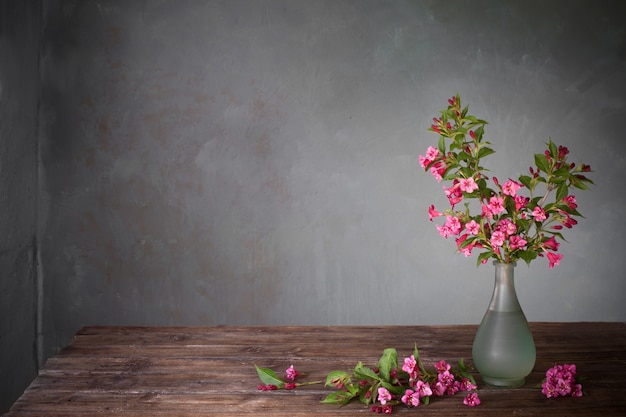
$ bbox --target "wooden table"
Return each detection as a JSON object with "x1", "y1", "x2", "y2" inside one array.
[{"x1": 4, "y1": 323, "x2": 625, "y2": 416}]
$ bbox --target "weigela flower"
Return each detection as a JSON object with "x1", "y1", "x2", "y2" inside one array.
[
  {"x1": 541, "y1": 363, "x2": 583, "y2": 398},
  {"x1": 401, "y1": 389, "x2": 421, "y2": 407},
  {"x1": 377, "y1": 387, "x2": 392, "y2": 405},
  {"x1": 463, "y1": 392, "x2": 481, "y2": 406},
  {"x1": 285, "y1": 365, "x2": 300, "y2": 381}
]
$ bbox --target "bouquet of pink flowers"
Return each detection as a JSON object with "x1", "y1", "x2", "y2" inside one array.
[{"x1": 419, "y1": 95, "x2": 593, "y2": 268}]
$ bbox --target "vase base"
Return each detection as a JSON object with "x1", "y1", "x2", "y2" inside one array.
[{"x1": 482, "y1": 376, "x2": 526, "y2": 388}]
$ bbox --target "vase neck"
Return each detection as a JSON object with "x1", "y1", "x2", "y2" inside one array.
[{"x1": 489, "y1": 262, "x2": 522, "y2": 312}]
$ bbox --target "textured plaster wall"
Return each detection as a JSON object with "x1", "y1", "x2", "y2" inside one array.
[
  {"x1": 39, "y1": 0, "x2": 626, "y2": 362},
  {"x1": 0, "y1": 0, "x2": 41, "y2": 412}
]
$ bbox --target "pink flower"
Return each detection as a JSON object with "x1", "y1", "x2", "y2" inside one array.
[
  {"x1": 488, "y1": 196, "x2": 505, "y2": 215},
  {"x1": 445, "y1": 216, "x2": 462, "y2": 235},
  {"x1": 401, "y1": 389, "x2": 421, "y2": 407},
  {"x1": 546, "y1": 251, "x2": 563, "y2": 269},
  {"x1": 532, "y1": 206, "x2": 547, "y2": 221},
  {"x1": 414, "y1": 380, "x2": 432, "y2": 398},
  {"x1": 459, "y1": 378, "x2": 477, "y2": 391},
  {"x1": 434, "y1": 360, "x2": 451, "y2": 373},
  {"x1": 430, "y1": 161, "x2": 447, "y2": 182},
  {"x1": 428, "y1": 205, "x2": 442, "y2": 221},
  {"x1": 285, "y1": 365, "x2": 300, "y2": 381},
  {"x1": 514, "y1": 195, "x2": 529, "y2": 210},
  {"x1": 502, "y1": 179, "x2": 523, "y2": 196},
  {"x1": 402, "y1": 355, "x2": 417, "y2": 374},
  {"x1": 438, "y1": 216, "x2": 462, "y2": 238},
  {"x1": 459, "y1": 177, "x2": 479, "y2": 193},
  {"x1": 377, "y1": 387, "x2": 392, "y2": 405},
  {"x1": 543, "y1": 236, "x2": 560, "y2": 251},
  {"x1": 490, "y1": 230, "x2": 506, "y2": 247},
  {"x1": 497, "y1": 218, "x2": 517, "y2": 236},
  {"x1": 465, "y1": 220, "x2": 480, "y2": 235},
  {"x1": 381, "y1": 405, "x2": 393, "y2": 414},
  {"x1": 418, "y1": 146, "x2": 440, "y2": 169},
  {"x1": 509, "y1": 235, "x2": 527, "y2": 250},
  {"x1": 444, "y1": 182, "x2": 463, "y2": 207},
  {"x1": 284, "y1": 382, "x2": 297, "y2": 390},
  {"x1": 564, "y1": 195, "x2": 577, "y2": 210},
  {"x1": 463, "y1": 392, "x2": 481, "y2": 406}
]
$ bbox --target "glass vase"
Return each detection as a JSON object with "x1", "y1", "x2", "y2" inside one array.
[{"x1": 472, "y1": 261, "x2": 536, "y2": 388}]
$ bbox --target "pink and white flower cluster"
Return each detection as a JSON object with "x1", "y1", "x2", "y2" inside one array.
[
  {"x1": 541, "y1": 363, "x2": 583, "y2": 398},
  {"x1": 420, "y1": 95, "x2": 593, "y2": 268}
]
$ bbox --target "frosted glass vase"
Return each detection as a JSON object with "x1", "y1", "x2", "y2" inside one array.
[{"x1": 472, "y1": 261, "x2": 536, "y2": 388}]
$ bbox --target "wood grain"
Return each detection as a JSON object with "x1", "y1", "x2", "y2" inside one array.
[{"x1": 4, "y1": 323, "x2": 626, "y2": 416}]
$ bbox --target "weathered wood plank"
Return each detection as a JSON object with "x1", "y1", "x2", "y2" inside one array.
[{"x1": 4, "y1": 323, "x2": 626, "y2": 416}]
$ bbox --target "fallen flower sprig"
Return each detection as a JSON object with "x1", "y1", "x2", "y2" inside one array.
[{"x1": 255, "y1": 345, "x2": 480, "y2": 413}]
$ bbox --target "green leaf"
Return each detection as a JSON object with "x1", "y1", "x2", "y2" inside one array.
[
  {"x1": 438, "y1": 135, "x2": 446, "y2": 154},
  {"x1": 477, "y1": 250, "x2": 493, "y2": 265},
  {"x1": 325, "y1": 370, "x2": 351, "y2": 387},
  {"x1": 535, "y1": 153, "x2": 550, "y2": 173},
  {"x1": 353, "y1": 363, "x2": 380, "y2": 381},
  {"x1": 321, "y1": 389, "x2": 357, "y2": 406},
  {"x1": 377, "y1": 348, "x2": 398, "y2": 381},
  {"x1": 254, "y1": 365, "x2": 284, "y2": 387},
  {"x1": 477, "y1": 146, "x2": 495, "y2": 159},
  {"x1": 518, "y1": 175, "x2": 532, "y2": 189},
  {"x1": 556, "y1": 182, "x2": 568, "y2": 201}
]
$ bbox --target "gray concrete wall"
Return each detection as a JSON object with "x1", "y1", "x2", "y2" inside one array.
[
  {"x1": 38, "y1": 0, "x2": 626, "y2": 365},
  {"x1": 0, "y1": 0, "x2": 41, "y2": 412}
]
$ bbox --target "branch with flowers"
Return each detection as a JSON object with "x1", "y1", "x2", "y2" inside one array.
[
  {"x1": 419, "y1": 94, "x2": 593, "y2": 268},
  {"x1": 256, "y1": 346, "x2": 480, "y2": 414}
]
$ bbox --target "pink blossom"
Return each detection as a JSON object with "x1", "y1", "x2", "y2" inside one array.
[
  {"x1": 543, "y1": 236, "x2": 560, "y2": 251},
  {"x1": 502, "y1": 179, "x2": 523, "y2": 196},
  {"x1": 418, "y1": 146, "x2": 440, "y2": 169},
  {"x1": 546, "y1": 251, "x2": 563, "y2": 269},
  {"x1": 514, "y1": 195, "x2": 529, "y2": 210},
  {"x1": 415, "y1": 380, "x2": 432, "y2": 398},
  {"x1": 444, "y1": 182, "x2": 463, "y2": 207},
  {"x1": 430, "y1": 161, "x2": 446, "y2": 182},
  {"x1": 463, "y1": 392, "x2": 481, "y2": 406},
  {"x1": 432, "y1": 381, "x2": 446, "y2": 396},
  {"x1": 284, "y1": 382, "x2": 297, "y2": 390},
  {"x1": 402, "y1": 355, "x2": 417, "y2": 374},
  {"x1": 377, "y1": 387, "x2": 392, "y2": 405},
  {"x1": 459, "y1": 378, "x2": 477, "y2": 391},
  {"x1": 444, "y1": 215, "x2": 462, "y2": 235},
  {"x1": 509, "y1": 235, "x2": 527, "y2": 250},
  {"x1": 401, "y1": 389, "x2": 421, "y2": 407},
  {"x1": 488, "y1": 196, "x2": 505, "y2": 215},
  {"x1": 561, "y1": 213, "x2": 578, "y2": 228},
  {"x1": 285, "y1": 365, "x2": 300, "y2": 381},
  {"x1": 428, "y1": 205, "x2": 442, "y2": 221},
  {"x1": 564, "y1": 195, "x2": 577, "y2": 210},
  {"x1": 532, "y1": 206, "x2": 547, "y2": 221},
  {"x1": 436, "y1": 224, "x2": 453, "y2": 238},
  {"x1": 465, "y1": 220, "x2": 480, "y2": 235},
  {"x1": 490, "y1": 230, "x2": 506, "y2": 247},
  {"x1": 497, "y1": 218, "x2": 517, "y2": 236},
  {"x1": 481, "y1": 203, "x2": 493, "y2": 219},
  {"x1": 455, "y1": 234, "x2": 474, "y2": 257},
  {"x1": 434, "y1": 360, "x2": 451, "y2": 373},
  {"x1": 459, "y1": 177, "x2": 479, "y2": 193},
  {"x1": 381, "y1": 405, "x2": 393, "y2": 414}
]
